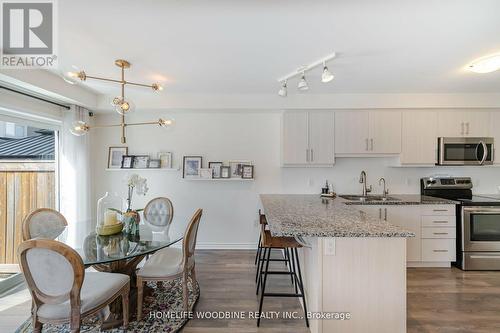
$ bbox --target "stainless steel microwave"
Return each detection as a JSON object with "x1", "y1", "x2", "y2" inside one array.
[{"x1": 437, "y1": 137, "x2": 494, "y2": 165}]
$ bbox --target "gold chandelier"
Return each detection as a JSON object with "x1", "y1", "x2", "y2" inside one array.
[{"x1": 63, "y1": 59, "x2": 173, "y2": 143}]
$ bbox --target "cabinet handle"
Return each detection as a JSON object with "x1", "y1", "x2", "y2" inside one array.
[
  {"x1": 432, "y1": 221, "x2": 449, "y2": 224},
  {"x1": 433, "y1": 232, "x2": 449, "y2": 235},
  {"x1": 365, "y1": 138, "x2": 369, "y2": 151},
  {"x1": 379, "y1": 208, "x2": 382, "y2": 219},
  {"x1": 311, "y1": 149, "x2": 314, "y2": 162},
  {"x1": 370, "y1": 138, "x2": 374, "y2": 151},
  {"x1": 466, "y1": 122, "x2": 470, "y2": 135},
  {"x1": 306, "y1": 149, "x2": 309, "y2": 162},
  {"x1": 433, "y1": 249, "x2": 448, "y2": 253},
  {"x1": 433, "y1": 209, "x2": 448, "y2": 212},
  {"x1": 461, "y1": 122, "x2": 464, "y2": 135},
  {"x1": 384, "y1": 208, "x2": 387, "y2": 221}
]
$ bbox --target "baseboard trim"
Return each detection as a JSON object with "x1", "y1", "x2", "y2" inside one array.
[{"x1": 196, "y1": 242, "x2": 257, "y2": 250}]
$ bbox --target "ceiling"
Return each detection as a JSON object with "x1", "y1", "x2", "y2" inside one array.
[{"x1": 56, "y1": 0, "x2": 500, "y2": 99}]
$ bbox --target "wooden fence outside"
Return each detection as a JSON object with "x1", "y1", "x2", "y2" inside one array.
[{"x1": 0, "y1": 171, "x2": 55, "y2": 266}]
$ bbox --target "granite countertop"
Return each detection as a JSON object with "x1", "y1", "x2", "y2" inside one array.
[
  {"x1": 260, "y1": 194, "x2": 417, "y2": 238},
  {"x1": 342, "y1": 194, "x2": 459, "y2": 206}
]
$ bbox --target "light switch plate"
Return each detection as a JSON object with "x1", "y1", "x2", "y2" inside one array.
[{"x1": 324, "y1": 238, "x2": 336, "y2": 256}]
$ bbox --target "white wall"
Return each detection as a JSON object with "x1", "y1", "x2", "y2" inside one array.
[{"x1": 91, "y1": 110, "x2": 500, "y2": 248}]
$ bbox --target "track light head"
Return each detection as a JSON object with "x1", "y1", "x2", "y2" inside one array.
[
  {"x1": 297, "y1": 73, "x2": 309, "y2": 91},
  {"x1": 278, "y1": 81, "x2": 287, "y2": 97},
  {"x1": 321, "y1": 63, "x2": 334, "y2": 83}
]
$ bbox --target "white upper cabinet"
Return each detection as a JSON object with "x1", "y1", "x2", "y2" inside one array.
[
  {"x1": 281, "y1": 111, "x2": 334, "y2": 166},
  {"x1": 334, "y1": 111, "x2": 369, "y2": 154},
  {"x1": 369, "y1": 111, "x2": 402, "y2": 154},
  {"x1": 308, "y1": 112, "x2": 335, "y2": 165},
  {"x1": 335, "y1": 111, "x2": 401, "y2": 155},
  {"x1": 282, "y1": 112, "x2": 308, "y2": 165},
  {"x1": 438, "y1": 111, "x2": 490, "y2": 137},
  {"x1": 401, "y1": 111, "x2": 438, "y2": 165}
]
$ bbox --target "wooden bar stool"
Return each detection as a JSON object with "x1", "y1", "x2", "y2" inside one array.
[
  {"x1": 256, "y1": 221, "x2": 309, "y2": 328},
  {"x1": 255, "y1": 212, "x2": 293, "y2": 286}
]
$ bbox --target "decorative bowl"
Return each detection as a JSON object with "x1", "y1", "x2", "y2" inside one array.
[{"x1": 96, "y1": 222, "x2": 124, "y2": 236}]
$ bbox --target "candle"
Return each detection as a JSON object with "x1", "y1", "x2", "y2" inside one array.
[{"x1": 104, "y1": 210, "x2": 118, "y2": 226}]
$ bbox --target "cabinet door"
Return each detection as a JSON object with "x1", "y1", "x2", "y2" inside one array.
[
  {"x1": 308, "y1": 112, "x2": 335, "y2": 165},
  {"x1": 463, "y1": 111, "x2": 490, "y2": 136},
  {"x1": 438, "y1": 111, "x2": 465, "y2": 137},
  {"x1": 282, "y1": 112, "x2": 308, "y2": 165},
  {"x1": 369, "y1": 111, "x2": 402, "y2": 154},
  {"x1": 490, "y1": 112, "x2": 500, "y2": 164},
  {"x1": 334, "y1": 111, "x2": 369, "y2": 154},
  {"x1": 401, "y1": 111, "x2": 438, "y2": 164},
  {"x1": 386, "y1": 206, "x2": 422, "y2": 262}
]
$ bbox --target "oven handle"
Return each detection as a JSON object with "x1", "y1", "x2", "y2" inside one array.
[{"x1": 470, "y1": 255, "x2": 500, "y2": 259}]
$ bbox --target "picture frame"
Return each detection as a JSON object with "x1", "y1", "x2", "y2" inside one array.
[
  {"x1": 132, "y1": 155, "x2": 150, "y2": 169},
  {"x1": 220, "y1": 166, "x2": 230, "y2": 178},
  {"x1": 200, "y1": 168, "x2": 213, "y2": 179},
  {"x1": 158, "y1": 152, "x2": 173, "y2": 168},
  {"x1": 108, "y1": 147, "x2": 128, "y2": 169},
  {"x1": 121, "y1": 155, "x2": 134, "y2": 169},
  {"x1": 183, "y1": 156, "x2": 203, "y2": 178},
  {"x1": 208, "y1": 161, "x2": 223, "y2": 178},
  {"x1": 241, "y1": 165, "x2": 254, "y2": 179},
  {"x1": 229, "y1": 160, "x2": 252, "y2": 178},
  {"x1": 148, "y1": 159, "x2": 161, "y2": 168}
]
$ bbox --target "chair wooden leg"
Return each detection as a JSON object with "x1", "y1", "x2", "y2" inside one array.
[
  {"x1": 69, "y1": 307, "x2": 81, "y2": 333},
  {"x1": 137, "y1": 277, "x2": 144, "y2": 321},
  {"x1": 182, "y1": 271, "x2": 189, "y2": 312},
  {"x1": 122, "y1": 289, "x2": 129, "y2": 329},
  {"x1": 32, "y1": 314, "x2": 42, "y2": 333},
  {"x1": 191, "y1": 265, "x2": 198, "y2": 292}
]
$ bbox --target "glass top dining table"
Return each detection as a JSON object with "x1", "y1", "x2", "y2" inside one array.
[{"x1": 56, "y1": 214, "x2": 191, "y2": 266}]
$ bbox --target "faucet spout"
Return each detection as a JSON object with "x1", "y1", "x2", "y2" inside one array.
[{"x1": 359, "y1": 170, "x2": 372, "y2": 196}]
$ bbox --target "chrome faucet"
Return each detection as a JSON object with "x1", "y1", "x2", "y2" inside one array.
[
  {"x1": 359, "y1": 170, "x2": 372, "y2": 196},
  {"x1": 379, "y1": 177, "x2": 389, "y2": 198}
]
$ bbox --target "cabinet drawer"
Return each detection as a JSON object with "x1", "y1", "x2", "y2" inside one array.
[
  {"x1": 421, "y1": 215, "x2": 456, "y2": 227},
  {"x1": 422, "y1": 227, "x2": 456, "y2": 239},
  {"x1": 421, "y1": 205, "x2": 455, "y2": 216},
  {"x1": 422, "y1": 239, "x2": 456, "y2": 262}
]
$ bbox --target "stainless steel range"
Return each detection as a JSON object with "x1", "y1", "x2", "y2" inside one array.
[{"x1": 421, "y1": 176, "x2": 500, "y2": 270}]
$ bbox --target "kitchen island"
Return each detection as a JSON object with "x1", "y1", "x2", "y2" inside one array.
[{"x1": 260, "y1": 194, "x2": 415, "y2": 333}]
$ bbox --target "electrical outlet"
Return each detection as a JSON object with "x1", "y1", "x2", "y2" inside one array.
[{"x1": 324, "y1": 238, "x2": 336, "y2": 256}]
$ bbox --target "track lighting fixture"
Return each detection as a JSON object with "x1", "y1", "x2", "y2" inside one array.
[
  {"x1": 297, "y1": 72, "x2": 309, "y2": 91},
  {"x1": 278, "y1": 81, "x2": 288, "y2": 97},
  {"x1": 277, "y1": 52, "x2": 336, "y2": 97}
]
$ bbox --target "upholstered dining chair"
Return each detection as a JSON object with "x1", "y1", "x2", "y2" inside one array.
[
  {"x1": 143, "y1": 197, "x2": 174, "y2": 229},
  {"x1": 136, "y1": 209, "x2": 203, "y2": 320},
  {"x1": 18, "y1": 239, "x2": 130, "y2": 333},
  {"x1": 22, "y1": 208, "x2": 68, "y2": 241}
]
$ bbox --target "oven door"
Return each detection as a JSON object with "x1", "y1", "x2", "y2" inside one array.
[
  {"x1": 463, "y1": 207, "x2": 500, "y2": 252},
  {"x1": 438, "y1": 137, "x2": 493, "y2": 165}
]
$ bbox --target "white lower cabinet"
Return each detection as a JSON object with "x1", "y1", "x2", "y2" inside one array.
[{"x1": 358, "y1": 204, "x2": 456, "y2": 266}]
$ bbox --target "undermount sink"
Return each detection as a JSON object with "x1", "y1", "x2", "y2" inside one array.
[{"x1": 340, "y1": 195, "x2": 400, "y2": 202}]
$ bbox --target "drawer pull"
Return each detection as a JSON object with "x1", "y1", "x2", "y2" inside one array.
[
  {"x1": 433, "y1": 209, "x2": 448, "y2": 212},
  {"x1": 432, "y1": 221, "x2": 449, "y2": 224},
  {"x1": 433, "y1": 249, "x2": 448, "y2": 253},
  {"x1": 433, "y1": 232, "x2": 449, "y2": 235}
]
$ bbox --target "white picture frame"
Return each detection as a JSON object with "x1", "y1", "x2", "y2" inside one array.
[{"x1": 158, "y1": 152, "x2": 173, "y2": 168}]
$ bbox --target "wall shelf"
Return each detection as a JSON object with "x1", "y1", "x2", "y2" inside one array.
[
  {"x1": 105, "y1": 168, "x2": 179, "y2": 171},
  {"x1": 183, "y1": 178, "x2": 254, "y2": 181}
]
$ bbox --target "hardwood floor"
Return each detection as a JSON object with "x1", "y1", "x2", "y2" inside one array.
[{"x1": 2, "y1": 250, "x2": 500, "y2": 332}]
